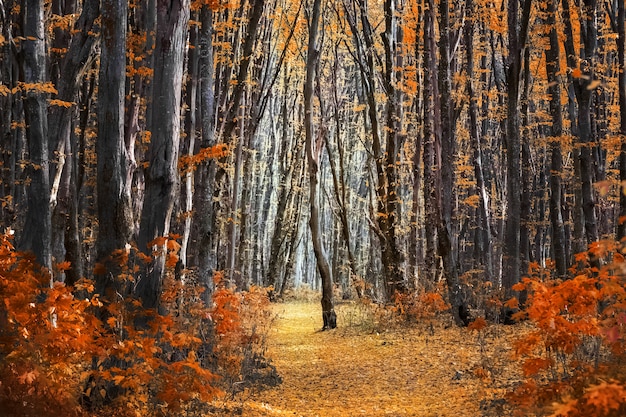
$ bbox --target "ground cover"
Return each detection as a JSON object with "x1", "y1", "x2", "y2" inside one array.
[{"x1": 210, "y1": 302, "x2": 525, "y2": 416}]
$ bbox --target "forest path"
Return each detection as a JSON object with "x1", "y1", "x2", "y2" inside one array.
[{"x1": 234, "y1": 301, "x2": 517, "y2": 416}]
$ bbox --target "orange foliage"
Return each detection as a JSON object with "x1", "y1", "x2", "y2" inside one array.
[
  {"x1": 178, "y1": 143, "x2": 229, "y2": 175},
  {"x1": 509, "y1": 240, "x2": 626, "y2": 415},
  {"x1": 0, "y1": 232, "x2": 274, "y2": 416}
]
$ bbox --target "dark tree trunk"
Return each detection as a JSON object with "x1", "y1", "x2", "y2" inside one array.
[
  {"x1": 305, "y1": 0, "x2": 336, "y2": 330},
  {"x1": 95, "y1": 0, "x2": 133, "y2": 298},
  {"x1": 136, "y1": 0, "x2": 190, "y2": 310},
  {"x1": 378, "y1": 0, "x2": 406, "y2": 300},
  {"x1": 561, "y1": 0, "x2": 599, "y2": 252},
  {"x1": 503, "y1": 0, "x2": 531, "y2": 294},
  {"x1": 192, "y1": 5, "x2": 218, "y2": 303},
  {"x1": 18, "y1": 0, "x2": 52, "y2": 271},
  {"x1": 48, "y1": 0, "x2": 99, "y2": 280},
  {"x1": 438, "y1": 0, "x2": 468, "y2": 326},
  {"x1": 545, "y1": 0, "x2": 568, "y2": 276},
  {"x1": 618, "y1": 0, "x2": 626, "y2": 242},
  {"x1": 520, "y1": 49, "x2": 532, "y2": 284},
  {"x1": 422, "y1": 0, "x2": 437, "y2": 283}
]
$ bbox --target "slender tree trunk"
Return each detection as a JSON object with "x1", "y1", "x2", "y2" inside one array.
[
  {"x1": 520, "y1": 49, "x2": 532, "y2": 283},
  {"x1": 305, "y1": 0, "x2": 336, "y2": 330},
  {"x1": 437, "y1": 0, "x2": 468, "y2": 325},
  {"x1": 192, "y1": 5, "x2": 218, "y2": 303},
  {"x1": 618, "y1": 0, "x2": 626, "y2": 242},
  {"x1": 561, "y1": 0, "x2": 600, "y2": 254},
  {"x1": 423, "y1": 0, "x2": 437, "y2": 284},
  {"x1": 545, "y1": 0, "x2": 567, "y2": 276},
  {"x1": 503, "y1": 0, "x2": 531, "y2": 294},
  {"x1": 465, "y1": 0, "x2": 494, "y2": 283},
  {"x1": 181, "y1": 16, "x2": 200, "y2": 271},
  {"x1": 378, "y1": 0, "x2": 406, "y2": 299}
]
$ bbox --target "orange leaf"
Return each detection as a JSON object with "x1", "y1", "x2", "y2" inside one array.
[
  {"x1": 18, "y1": 370, "x2": 39, "y2": 385},
  {"x1": 522, "y1": 357, "x2": 552, "y2": 376},
  {"x1": 147, "y1": 236, "x2": 167, "y2": 248},
  {"x1": 55, "y1": 261, "x2": 71, "y2": 271},
  {"x1": 468, "y1": 317, "x2": 487, "y2": 331},
  {"x1": 504, "y1": 297, "x2": 519, "y2": 310}
]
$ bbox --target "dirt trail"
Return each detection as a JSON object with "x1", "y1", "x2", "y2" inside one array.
[{"x1": 227, "y1": 301, "x2": 518, "y2": 417}]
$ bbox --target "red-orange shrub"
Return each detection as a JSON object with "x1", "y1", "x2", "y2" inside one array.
[{"x1": 509, "y1": 240, "x2": 626, "y2": 416}]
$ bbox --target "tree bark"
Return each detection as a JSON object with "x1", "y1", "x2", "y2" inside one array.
[
  {"x1": 136, "y1": 0, "x2": 190, "y2": 310},
  {"x1": 305, "y1": 0, "x2": 336, "y2": 330},
  {"x1": 437, "y1": 0, "x2": 469, "y2": 326},
  {"x1": 191, "y1": 4, "x2": 218, "y2": 303},
  {"x1": 561, "y1": 0, "x2": 599, "y2": 253},
  {"x1": 545, "y1": 0, "x2": 567, "y2": 276},
  {"x1": 465, "y1": 0, "x2": 494, "y2": 284},
  {"x1": 180, "y1": 14, "x2": 200, "y2": 271},
  {"x1": 18, "y1": 0, "x2": 52, "y2": 271},
  {"x1": 378, "y1": 0, "x2": 406, "y2": 300},
  {"x1": 423, "y1": 0, "x2": 438, "y2": 284},
  {"x1": 503, "y1": 0, "x2": 531, "y2": 294},
  {"x1": 618, "y1": 0, "x2": 626, "y2": 242},
  {"x1": 95, "y1": 0, "x2": 133, "y2": 298}
]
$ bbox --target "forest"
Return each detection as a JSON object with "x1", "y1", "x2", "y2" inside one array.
[{"x1": 1, "y1": 0, "x2": 626, "y2": 415}]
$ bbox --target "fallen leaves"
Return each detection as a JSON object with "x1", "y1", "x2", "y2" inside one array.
[{"x1": 212, "y1": 302, "x2": 526, "y2": 417}]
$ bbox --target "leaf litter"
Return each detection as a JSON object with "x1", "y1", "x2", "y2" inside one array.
[{"x1": 209, "y1": 302, "x2": 526, "y2": 416}]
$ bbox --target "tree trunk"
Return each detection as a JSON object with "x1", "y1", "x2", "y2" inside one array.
[
  {"x1": 618, "y1": 0, "x2": 626, "y2": 242},
  {"x1": 562, "y1": 0, "x2": 600, "y2": 253},
  {"x1": 503, "y1": 0, "x2": 531, "y2": 294},
  {"x1": 192, "y1": 5, "x2": 218, "y2": 303},
  {"x1": 18, "y1": 0, "x2": 52, "y2": 271},
  {"x1": 423, "y1": 0, "x2": 438, "y2": 284},
  {"x1": 180, "y1": 15, "x2": 199, "y2": 271},
  {"x1": 437, "y1": 0, "x2": 469, "y2": 326},
  {"x1": 48, "y1": 0, "x2": 99, "y2": 280},
  {"x1": 95, "y1": 0, "x2": 133, "y2": 298},
  {"x1": 465, "y1": 0, "x2": 494, "y2": 284},
  {"x1": 136, "y1": 0, "x2": 190, "y2": 310},
  {"x1": 305, "y1": 0, "x2": 336, "y2": 330},
  {"x1": 545, "y1": 0, "x2": 567, "y2": 276},
  {"x1": 379, "y1": 0, "x2": 406, "y2": 300}
]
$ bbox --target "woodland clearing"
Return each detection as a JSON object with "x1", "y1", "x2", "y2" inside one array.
[{"x1": 210, "y1": 301, "x2": 525, "y2": 417}]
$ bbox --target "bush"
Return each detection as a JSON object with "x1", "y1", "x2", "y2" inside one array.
[
  {"x1": 508, "y1": 240, "x2": 626, "y2": 416},
  {"x1": 0, "y1": 233, "x2": 277, "y2": 417}
]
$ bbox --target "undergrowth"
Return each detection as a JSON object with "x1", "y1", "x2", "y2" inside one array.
[
  {"x1": 0, "y1": 233, "x2": 277, "y2": 417},
  {"x1": 506, "y1": 240, "x2": 626, "y2": 416}
]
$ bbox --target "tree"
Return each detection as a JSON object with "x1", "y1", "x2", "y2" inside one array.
[
  {"x1": 544, "y1": 0, "x2": 567, "y2": 277},
  {"x1": 18, "y1": 0, "x2": 51, "y2": 271},
  {"x1": 616, "y1": 0, "x2": 626, "y2": 242},
  {"x1": 305, "y1": 0, "x2": 336, "y2": 330},
  {"x1": 136, "y1": 0, "x2": 191, "y2": 310},
  {"x1": 95, "y1": 0, "x2": 133, "y2": 298},
  {"x1": 561, "y1": 0, "x2": 600, "y2": 252},
  {"x1": 503, "y1": 0, "x2": 531, "y2": 294}
]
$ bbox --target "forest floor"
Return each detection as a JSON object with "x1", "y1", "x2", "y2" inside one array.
[{"x1": 209, "y1": 301, "x2": 527, "y2": 417}]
